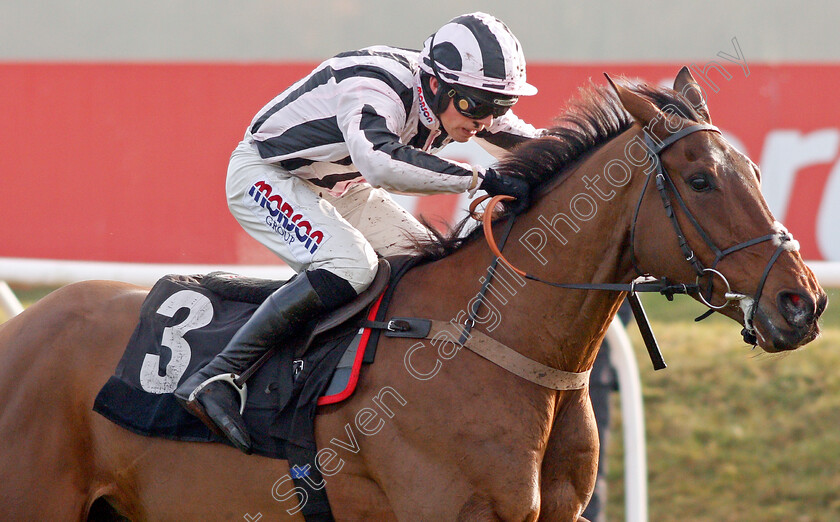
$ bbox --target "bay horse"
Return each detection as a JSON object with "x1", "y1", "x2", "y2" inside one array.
[{"x1": 0, "y1": 68, "x2": 826, "y2": 521}]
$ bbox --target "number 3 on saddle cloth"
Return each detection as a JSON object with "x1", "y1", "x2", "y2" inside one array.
[{"x1": 93, "y1": 257, "x2": 414, "y2": 460}]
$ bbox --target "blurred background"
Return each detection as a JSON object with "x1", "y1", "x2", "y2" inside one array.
[{"x1": 1, "y1": 1, "x2": 838, "y2": 520}]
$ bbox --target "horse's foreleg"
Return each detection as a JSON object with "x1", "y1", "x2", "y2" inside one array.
[
  {"x1": 456, "y1": 493, "x2": 504, "y2": 521},
  {"x1": 538, "y1": 390, "x2": 600, "y2": 521}
]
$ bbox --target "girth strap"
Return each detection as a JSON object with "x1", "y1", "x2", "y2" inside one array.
[
  {"x1": 433, "y1": 321, "x2": 591, "y2": 390},
  {"x1": 398, "y1": 319, "x2": 591, "y2": 390},
  {"x1": 285, "y1": 444, "x2": 335, "y2": 522},
  {"x1": 364, "y1": 315, "x2": 591, "y2": 390}
]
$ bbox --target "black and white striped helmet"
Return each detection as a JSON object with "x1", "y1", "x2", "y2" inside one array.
[{"x1": 419, "y1": 12, "x2": 537, "y2": 97}]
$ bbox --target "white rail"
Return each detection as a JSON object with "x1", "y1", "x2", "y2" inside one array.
[
  {"x1": 1, "y1": 257, "x2": 835, "y2": 290},
  {"x1": 0, "y1": 257, "x2": 296, "y2": 288},
  {"x1": 806, "y1": 261, "x2": 840, "y2": 287},
  {"x1": 0, "y1": 258, "x2": 295, "y2": 322},
  {"x1": 607, "y1": 318, "x2": 649, "y2": 522},
  {"x1": 0, "y1": 281, "x2": 24, "y2": 318}
]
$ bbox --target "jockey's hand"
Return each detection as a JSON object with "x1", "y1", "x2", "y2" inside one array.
[{"x1": 480, "y1": 168, "x2": 531, "y2": 213}]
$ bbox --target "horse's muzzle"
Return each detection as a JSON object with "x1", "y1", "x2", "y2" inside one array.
[{"x1": 755, "y1": 290, "x2": 827, "y2": 352}]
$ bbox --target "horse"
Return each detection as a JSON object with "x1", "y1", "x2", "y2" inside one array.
[{"x1": 0, "y1": 67, "x2": 826, "y2": 521}]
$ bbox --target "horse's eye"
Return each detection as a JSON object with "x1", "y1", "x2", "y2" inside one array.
[{"x1": 689, "y1": 174, "x2": 713, "y2": 192}]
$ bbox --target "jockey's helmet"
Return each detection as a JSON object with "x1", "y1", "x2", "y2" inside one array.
[{"x1": 419, "y1": 12, "x2": 537, "y2": 119}]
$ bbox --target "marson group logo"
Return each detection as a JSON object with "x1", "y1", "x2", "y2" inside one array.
[{"x1": 247, "y1": 181, "x2": 327, "y2": 255}]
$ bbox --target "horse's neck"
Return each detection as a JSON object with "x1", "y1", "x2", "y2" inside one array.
[{"x1": 431, "y1": 132, "x2": 640, "y2": 373}]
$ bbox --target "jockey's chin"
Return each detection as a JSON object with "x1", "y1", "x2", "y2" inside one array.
[{"x1": 445, "y1": 124, "x2": 484, "y2": 143}]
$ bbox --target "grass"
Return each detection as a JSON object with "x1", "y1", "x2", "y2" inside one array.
[
  {"x1": 607, "y1": 288, "x2": 840, "y2": 522},
  {"x1": 3, "y1": 284, "x2": 838, "y2": 520}
]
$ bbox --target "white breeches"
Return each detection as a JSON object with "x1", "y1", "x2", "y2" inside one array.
[{"x1": 226, "y1": 138, "x2": 431, "y2": 293}]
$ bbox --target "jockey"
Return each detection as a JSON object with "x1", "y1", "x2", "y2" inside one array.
[{"x1": 174, "y1": 12, "x2": 543, "y2": 453}]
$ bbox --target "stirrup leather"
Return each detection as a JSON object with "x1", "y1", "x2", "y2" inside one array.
[{"x1": 188, "y1": 373, "x2": 248, "y2": 415}]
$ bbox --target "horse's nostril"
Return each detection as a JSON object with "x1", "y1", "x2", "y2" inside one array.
[
  {"x1": 777, "y1": 291, "x2": 815, "y2": 328},
  {"x1": 815, "y1": 293, "x2": 828, "y2": 320}
]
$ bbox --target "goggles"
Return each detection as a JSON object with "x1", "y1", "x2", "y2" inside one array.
[
  {"x1": 427, "y1": 31, "x2": 518, "y2": 120},
  {"x1": 446, "y1": 87, "x2": 517, "y2": 120}
]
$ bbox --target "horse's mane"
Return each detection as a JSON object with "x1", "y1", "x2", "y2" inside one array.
[{"x1": 415, "y1": 79, "x2": 704, "y2": 261}]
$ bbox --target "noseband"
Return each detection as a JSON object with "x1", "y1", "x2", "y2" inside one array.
[{"x1": 632, "y1": 123, "x2": 799, "y2": 344}]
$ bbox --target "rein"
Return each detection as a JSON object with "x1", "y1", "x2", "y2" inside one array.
[
  {"x1": 472, "y1": 195, "x2": 695, "y2": 298},
  {"x1": 471, "y1": 122, "x2": 799, "y2": 367},
  {"x1": 471, "y1": 194, "x2": 673, "y2": 370}
]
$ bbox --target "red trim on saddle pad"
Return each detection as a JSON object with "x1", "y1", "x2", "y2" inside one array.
[{"x1": 317, "y1": 292, "x2": 386, "y2": 406}]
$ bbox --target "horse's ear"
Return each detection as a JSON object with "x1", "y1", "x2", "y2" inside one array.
[
  {"x1": 604, "y1": 73, "x2": 665, "y2": 129},
  {"x1": 673, "y1": 66, "x2": 712, "y2": 123}
]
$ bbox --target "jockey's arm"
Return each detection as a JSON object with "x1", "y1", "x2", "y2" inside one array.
[
  {"x1": 473, "y1": 111, "x2": 546, "y2": 159},
  {"x1": 338, "y1": 86, "x2": 480, "y2": 195}
]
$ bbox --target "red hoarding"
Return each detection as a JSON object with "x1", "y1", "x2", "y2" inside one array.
[{"x1": 1, "y1": 62, "x2": 837, "y2": 264}]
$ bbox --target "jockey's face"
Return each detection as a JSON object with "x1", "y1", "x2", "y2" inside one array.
[{"x1": 430, "y1": 77, "x2": 494, "y2": 143}]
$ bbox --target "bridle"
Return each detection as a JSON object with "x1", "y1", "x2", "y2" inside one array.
[
  {"x1": 474, "y1": 122, "x2": 799, "y2": 362},
  {"x1": 632, "y1": 123, "x2": 798, "y2": 344}
]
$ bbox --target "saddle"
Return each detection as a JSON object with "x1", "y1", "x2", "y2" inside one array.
[{"x1": 93, "y1": 256, "x2": 421, "y2": 452}]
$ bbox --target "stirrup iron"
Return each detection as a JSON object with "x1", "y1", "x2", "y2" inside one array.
[{"x1": 188, "y1": 373, "x2": 248, "y2": 415}]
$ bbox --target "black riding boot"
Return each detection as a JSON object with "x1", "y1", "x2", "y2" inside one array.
[{"x1": 174, "y1": 269, "x2": 357, "y2": 453}]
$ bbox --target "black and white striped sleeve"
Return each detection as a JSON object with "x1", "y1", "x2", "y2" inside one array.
[
  {"x1": 337, "y1": 82, "x2": 475, "y2": 194},
  {"x1": 473, "y1": 110, "x2": 545, "y2": 158}
]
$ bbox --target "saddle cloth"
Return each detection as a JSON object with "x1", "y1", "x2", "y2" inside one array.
[{"x1": 92, "y1": 268, "x2": 394, "y2": 460}]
